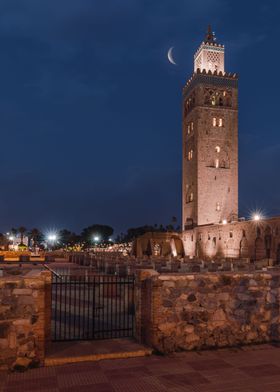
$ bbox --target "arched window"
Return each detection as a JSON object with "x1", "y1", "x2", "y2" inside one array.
[
  {"x1": 215, "y1": 159, "x2": 219, "y2": 168},
  {"x1": 215, "y1": 146, "x2": 220, "y2": 153},
  {"x1": 218, "y1": 118, "x2": 223, "y2": 127},
  {"x1": 219, "y1": 97, "x2": 223, "y2": 106},
  {"x1": 188, "y1": 150, "x2": 193, "y2": 161},
  {"x1": 212, "y1": 117, "x2": 217, "y2": 127},
  {"x1": 216, "y1": 202, "x2": 221, "y2": 211}
]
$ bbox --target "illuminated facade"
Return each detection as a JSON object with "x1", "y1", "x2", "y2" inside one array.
[
  {"x1": 182, "y1": 27, "x2": 280, "y2": 262},
  {"x1": 183, "y1": 26, "x2": 238, "y2": 229}
]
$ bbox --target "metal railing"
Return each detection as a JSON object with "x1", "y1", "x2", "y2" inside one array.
[{"x1": 51, "y1": 273, "x2": 135, "y2": 341}]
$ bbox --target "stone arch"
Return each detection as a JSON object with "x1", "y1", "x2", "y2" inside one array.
[
  {"x1": 145, "y1": 240, "x2": 152, "y2": 257},
  {"x1": 277, "y1": 244, "x2": 280, "y2": 264},
  {"x1": 153, "y1": 242, "x2": 161, "y2": 257},
  {"x1": 226, "y1": 238, "x2": 238, "y2": 258},
  {"x1": 240, "y1": 237, "x2": 249, "y2": 258},
  {"x1": 255, "y1": 237, "x2": 265, "y2": 260},
  {"x1": 264, "y1": 226, "x2": 272, "y2": 258},
  {"x1": 226, "y1": 97, "x2": 232, "y2": 107}
]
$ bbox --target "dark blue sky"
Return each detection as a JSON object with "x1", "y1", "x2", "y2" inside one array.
[{"x1": 0, "y1": 0, "x2": 279, "y2": 235}]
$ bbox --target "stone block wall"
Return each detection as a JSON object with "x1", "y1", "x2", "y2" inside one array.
[
  {"x1": 0, "y1": 271, "x2": 51, "y2": 371},
  {"x1": 136, "y1": 270, "x2": 280, "y2": 353},
  {"x1": 183, "y1": 216, "x2": 280, "y2": 261}
]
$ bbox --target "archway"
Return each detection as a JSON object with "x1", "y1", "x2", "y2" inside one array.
[
  {"x1": 264, "y1": 226, "x2": 272, "y2": 258},
  {"x1": 255, "y1": 237, "x2": 265, "y2": 260},
  {"x1": 277, "y1": 244, "x2": 280, "y2": 264}
]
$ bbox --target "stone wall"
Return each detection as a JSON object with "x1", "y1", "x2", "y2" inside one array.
[
  {"x1": 183, "y1": 216, "x2": 280, "y2": 262},
  {"x1": 136, "y1": 270, "x2": 280, "y2": 353},
  {"x1": 0, "y1": 270, "x2": 51, "y2": 371}
]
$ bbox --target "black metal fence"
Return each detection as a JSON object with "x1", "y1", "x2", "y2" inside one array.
[{"x1": 51, "y1": 273, "x2": 135, "y2": 341}]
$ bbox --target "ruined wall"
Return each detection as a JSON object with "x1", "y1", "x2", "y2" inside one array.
[
  {"x1": 183, "y1": 216, "x2": 280, "y2": 262},
  {"x1": 136, "y1": 270, "x2": 280, "y2": 353},
  {"x1": 0, "y1": 270, "x2": 51, "y2": 371}
]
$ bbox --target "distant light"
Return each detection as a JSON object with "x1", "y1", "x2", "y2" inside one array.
[
  {"x1": 109, "y1": 238, "x2": 113, "y2": 242},
  {"x1": 9, "y1": 236, "x2": 14, "y2": 241},
  {"x1": 48, "y1": 234, "x2": 57, "y2": 241},
  {"x1": 222, "y1": 219, "x2": 227, "y2": 225},
  {"x1": 94, "y1": 236, "x2": 100, "y2": 242},
  {"x1": 253, "y1": 214, "x2": 261, "y2": 221}
]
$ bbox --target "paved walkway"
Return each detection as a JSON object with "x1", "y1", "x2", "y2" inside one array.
[{"x1": 2, "y1": 344, "x2": 280, "y2": 391}]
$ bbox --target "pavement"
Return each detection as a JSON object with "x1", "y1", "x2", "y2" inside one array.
[{"x1": 1, "y1": 344, "x2": 280, "y2": 391}]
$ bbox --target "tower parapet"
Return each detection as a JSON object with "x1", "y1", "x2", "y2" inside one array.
[{"x1": 194, "y1": 26, "x2": 225, "y2": 74}]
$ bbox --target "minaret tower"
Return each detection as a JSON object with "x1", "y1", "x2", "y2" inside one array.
[{"x1": 182, "y1": 26, "x2": 238, "y2": 229}]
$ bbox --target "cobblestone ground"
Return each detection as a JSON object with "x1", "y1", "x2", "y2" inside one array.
[{"x1": 1, "y1": 344, "x2": 280, "y2": 391}]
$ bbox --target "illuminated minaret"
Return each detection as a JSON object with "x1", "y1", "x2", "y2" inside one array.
[{"x1": 182, "y1": 26, "x2": 238, "y2": 229}]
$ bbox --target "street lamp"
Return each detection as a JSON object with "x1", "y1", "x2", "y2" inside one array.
[
  {"x1": 48, "y1": 234, "x2": 57, "y2": 242},
  {"x1": 47, "y1": 233, "x2": 57, "y2": 250}
]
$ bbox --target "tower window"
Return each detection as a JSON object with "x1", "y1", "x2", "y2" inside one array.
[
  {"x1": 191, "y1": 122, "x2": 194, "y2": 131},
  {"x1": 229, "y1": 231, "x2": 233, "y2": 238},
  {"x1": 188, "y1": 149, "x2": 193, "y2": 161},
  {"x1": 212, "y1": 117, "x2": 217, "y2": 127},
  {"x1": 187, "y1": 125, "x2": 190, "y2": 134},
  {"x1": 218, "y1": 118, "x2": 223, "y2": 127},
  {"x1": 215, "y1": 146, "x2": 220, "y2": 153},
  {"x1": 216, "y1": 202, "x2": 221, "y2": 211},
  {"x1": 189, "y1": 192, "x2": 193, "y2": 202},
  {"x1": 215, "y1": 159, "x2": 219, "y2": 168}
]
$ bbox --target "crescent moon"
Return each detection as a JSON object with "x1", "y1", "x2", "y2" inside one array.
[{"x1": 167, "y1": 47, "x2": 176, "y2": 65}]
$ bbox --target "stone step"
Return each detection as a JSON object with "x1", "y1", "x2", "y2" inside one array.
[{"x1": 45, "y1": 338, "x2": 153, "y2": 367}]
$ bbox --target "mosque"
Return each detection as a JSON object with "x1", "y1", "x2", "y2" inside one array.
[{"x1": 133, "y1": 27, "x2": 280, "y2": 263}]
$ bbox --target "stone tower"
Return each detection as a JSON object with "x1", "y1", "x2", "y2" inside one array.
[{"x1": 182, "y1": 26, "x2": 238, "y2": 229}]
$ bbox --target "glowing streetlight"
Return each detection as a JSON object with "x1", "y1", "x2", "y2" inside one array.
[
  {"x1": 8, "y1": 236, "x2": 14, "y2": 241},
  {"x1": 253, "y1": 214, "x2": 261, "y2": 221},
  {"x1": 93, "y1": 236, "x2": 100, "y2": 242},
  {"x1": 222, "y1": 219, "x2": 227, "y2": 225},
  {"x1": 47, "y1": 234, "x2": 57, "y2": 242}
]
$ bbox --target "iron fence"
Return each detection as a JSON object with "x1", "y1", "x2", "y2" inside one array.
[{"x1": 51, "y1": 273, "x2": 135, "y2": 341}]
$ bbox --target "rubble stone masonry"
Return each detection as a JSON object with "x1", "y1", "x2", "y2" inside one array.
[
  {"x1": 0, "y1": 270, "x2": 51, "y2": 371},
  {"x1": 136, "y1": 270, "x2": 280, "y2": 353}
]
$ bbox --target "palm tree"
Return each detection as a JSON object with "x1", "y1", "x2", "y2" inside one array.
[{"x1": 18, "y1": 226, "x2": 27, "y2": 245}]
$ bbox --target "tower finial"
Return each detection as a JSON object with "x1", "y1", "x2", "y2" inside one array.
[{"x1": 205, "y1": 25, "x2": 215, "y2": 43}]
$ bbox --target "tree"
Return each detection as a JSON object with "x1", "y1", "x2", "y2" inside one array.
[
  {"x1": 28, "y1": 228, "x2": 43, "y2": 249},
  {"x1": 80, "y1": 224, "x2": 114, "y2": 246},
  {"x1": 18, "y1": 226, "x2": 27, "y2": 245},
  {"x1": 0, "y1": 233, "x2": 8, "y2": 249},
  {"x1": 10, "y1": 228, "x2": 18, "y2": 236},
  {"x1": 59, "y1": 229, "x2": 80, "y2": 248}
]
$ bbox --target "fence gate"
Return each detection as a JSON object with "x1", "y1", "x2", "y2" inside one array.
[{"x1": 51, "y1": 273, "x2": 135, "y2": 341}]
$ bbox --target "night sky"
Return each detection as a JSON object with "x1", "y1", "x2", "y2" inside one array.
[{"x1": 0, "y1": 0, "x2": 279, "y2": 236}]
